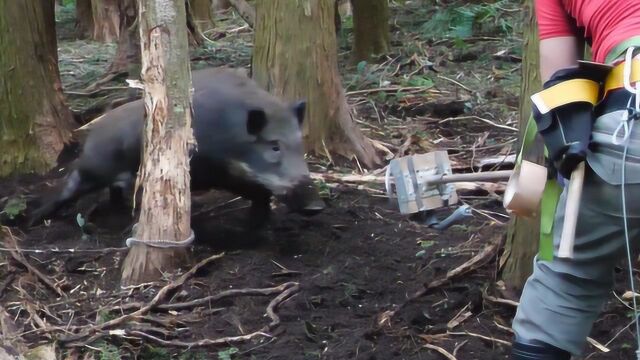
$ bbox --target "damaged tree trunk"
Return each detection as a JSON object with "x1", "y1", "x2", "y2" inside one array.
[
  {"x1": 121, "y1": 0, "x2": 195, "y2": 286},
  {"x1": 0, "y1": 0, "x2": 74, "y2": 176},
  {"x1": 499, "y1": 0, "x2": 544, "y2": 291},
  {"x1": 350, "y1": 0, "x2": 390, "y2": 63},
  {"x1": 91, "y1": 0, "x2": 120, "y2": 42},
  {"x1": 252, "y1": 0, "x2": 381, "y2": 169}
]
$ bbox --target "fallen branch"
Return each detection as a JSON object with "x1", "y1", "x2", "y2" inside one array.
[
  {"x1": 310, "y1": 172, "x2": 507, "y2": 194},
  {"x1": 100, "y1": 282, "x2": 298, "y2": 313},
  {"x1": 439, "y1": 116, "x2": 518, "y2": 132},
  {"x1": 2, "y1": 227, "x2": 66, "y2": 298},
  {"x1": 78, "y1": 283, "x2": 300, "y2": 348},
  {"x1": 58, "y1": 252, "x2": 225, "y2": 343},
  {"x1": 127, "y1": 329, "x2": 272, "y2": 348}
]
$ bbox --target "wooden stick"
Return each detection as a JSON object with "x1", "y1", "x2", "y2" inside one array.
[
  {"x1": 558, "y1": 162, "x2": 584, "y2": 258},
  {"x1": 427, "y1": 170, "x2": 513, "y2": 185}
]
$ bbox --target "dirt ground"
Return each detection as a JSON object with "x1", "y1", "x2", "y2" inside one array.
[{"x1": 1, "y1": 2, "x2": 639, "y2": 359}]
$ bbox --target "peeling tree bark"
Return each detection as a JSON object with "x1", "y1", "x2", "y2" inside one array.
[
  {"x1": 350, "y1": 0, "x2": 390, "y2": 63},
  {"x1": 252, "y1": 0, "x2": 381, "y2": 169},
  {"x1": 121, "y1": 0, "x2": 195, "y2": 286},
  {"x1": 499, "y1": 0, "x2": 545, "y2": 291},
  {"x1": 0, "y1": 0, "x2": 74, "y2": 176}
]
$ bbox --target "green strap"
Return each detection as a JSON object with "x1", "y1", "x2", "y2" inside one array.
[
  {"x1": 538, "y1": 180, "x2": 562, "y2": 261},
  {"x1": 605, "y1": 36, "x2": 640, "y2": 64},
  {"x1": 519, "y1": 114, "x2": 560, "y2": 261}
]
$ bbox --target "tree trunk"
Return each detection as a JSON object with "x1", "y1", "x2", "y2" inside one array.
[
  {"x1": 212, "y1": 0, "x2": 231, "y2": 11},
  {"x1": 188, "y1": 0, "x2": 215, "y2": 35},
  {"x1": 121, "y1": 0, "x2": 194, "y2": 286},
  {"x1": 350, "y1": 0, "x2": 390, "y2": 63},
  {"x1": 91, "y1": 0, "x2": 120, "y2": 42},
  {"x1": 106, "y1": 0, "x2": 140, "y2": 76},
  {"x1": 75, "y1": 0, "x2": 94, "y2": 39},
  {"x1": 499, "y1": 0, "x2": 545, "y2": 291},
  {"x1": 0, "y1": 0, "x2": 74, "y2": 177},
  {"x1": 252, "y1": 0, "x2": 381, "y2": 169}
]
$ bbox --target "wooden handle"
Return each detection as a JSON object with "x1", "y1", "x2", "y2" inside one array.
[
  {"x1": 428, "y1": 170, "x2": 514, "y2": 185},
  {"x1": 558, "y1": 162, "x2": 585, "y2": 259}
]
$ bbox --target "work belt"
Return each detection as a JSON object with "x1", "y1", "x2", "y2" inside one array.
[{"x1": 520, "y1": 55, "x2": 640, "y2": 261}]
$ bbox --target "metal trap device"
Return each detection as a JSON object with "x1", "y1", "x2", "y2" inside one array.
[{"x1": 385, "y1": 151, "x2": 512, "y2": 215}]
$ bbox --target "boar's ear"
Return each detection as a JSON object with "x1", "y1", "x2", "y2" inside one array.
[
  {"x1": 246, "y1": 109, "x2": 268, "y2": 135},
  {"x1": 292, "y1": 100, "x2": 306, "y2": 126}
]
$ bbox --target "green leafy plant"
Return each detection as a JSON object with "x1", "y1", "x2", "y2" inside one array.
[
  {"x1": 218, "y1": 347, "x2": 239, "y2": 360},
  {"x1": 421, "y1": 1, "x2": 514, "y2": 40},
  {"x1": 1, "y1": 197, "x2": 27, "y2": 220}
]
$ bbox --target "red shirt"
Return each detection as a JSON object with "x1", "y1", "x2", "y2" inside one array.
[{"x1": 535, "y1": 0, "x2": 640, "y2": 63}]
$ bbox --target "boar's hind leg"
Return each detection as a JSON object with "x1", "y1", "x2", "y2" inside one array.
[{"x1": 28, "y1": 170, "x2": 103, "y2": 227}]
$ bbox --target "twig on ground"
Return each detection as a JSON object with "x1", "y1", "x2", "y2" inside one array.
[
  {"x1": 437, "y1": 75, "x2": 473, "y2": 93},
  {"x1": 447, "y1": 331, "x2": 511, "y2": 346},
  {"x1": 58, "y1": 252, "x2": 225, "y2": 343},
  {"x1": 453, "y1": 340, "x2": 468, "y2": 357},
  {"x1": 423, "y1": 343, "x2": 458, "y2": 360},
  {"x1": 439, "y1": 116, "x2": 518, "y2": 132},
  {"x1": 346, "y1": 86, "x2": 442, "y2": 96},
  {"x1": 103, "y1": 282, "x2": 298, "y2": 313},
  {"x1": 2, "y1": 227, "x2": 66, "y2": 298},
  {"x1": 126, "y1": 329, "x2": 272, "y2": 348}
]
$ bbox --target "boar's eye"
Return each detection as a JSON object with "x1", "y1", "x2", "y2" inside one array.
[{"x1": 271, "y1": 141, "x2": 281, "y2": 152}]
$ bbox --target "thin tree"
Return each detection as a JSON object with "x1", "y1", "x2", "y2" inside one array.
[
  {"x1": 252, "y1": 0, "x2": 381, "y2": 168},
  {"x1": 350, "y1": 0, "x2": 390, "y2": 63},
  {"x1": 91, "y1": 0, "x2": 121, "y2": 42},
  {"x1": 499, "y1": 0, "x2": 545, "y2": 290},
  {"x1": 0, "y1": 0, "x2": 74, "y2": 176},
  {"x1": 189, "y1": 0, "x2": 215, "y2": 35},
  {"x1": 75, "y1": 0, "x2": 94, "y2": 39},
  {"x1": 121, "y1": 0, "x2": 195, "y2": 286}
]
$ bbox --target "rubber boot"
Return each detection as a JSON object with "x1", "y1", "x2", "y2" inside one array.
[{"x1": 510, "y1": 340, "x2": 572, "y2": 360}]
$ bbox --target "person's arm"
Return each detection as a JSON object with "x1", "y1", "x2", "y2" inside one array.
[
  {"x1": 539, "y1": 37, "x2": 581, "y2": 82},
  {"x1": 534, "y1": 0, "x2": 582, "y2": 82}
]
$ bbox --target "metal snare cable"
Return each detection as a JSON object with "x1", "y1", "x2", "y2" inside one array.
[{"x1": 616, "y1": 46, "x2": 640, "y2": 358}]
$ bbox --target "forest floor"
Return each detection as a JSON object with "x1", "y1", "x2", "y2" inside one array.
[{"x1": 0, "y1": 1, "x2": 638, "y2": 359}]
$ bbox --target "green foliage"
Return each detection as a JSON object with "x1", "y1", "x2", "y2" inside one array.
[
  {"x1": 314, "y1": 179, "x2": 332, "y2": 198},
  {"x1": 218, "y1": 347, "x2": 239, "y2": 360},
  {"x1": 140, "y1": 346, "x2": 172, "y2": 360},
  {"x1": 1, "y1": 197, "x2": 27, "y2": 220},
  {"x1": 93, "y1": 341, "x2": 121, "y2": 360},
  {"x1": 421, "y1": 1, "x2": 514, "y2": 40},
  {"x1": 403, "y1": 75, "x2": 434, "y2": 88}
]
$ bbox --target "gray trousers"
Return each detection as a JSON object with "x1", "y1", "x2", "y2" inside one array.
[{"x1": 512, "y1": 94, "x2": 640, "y2": 356}]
